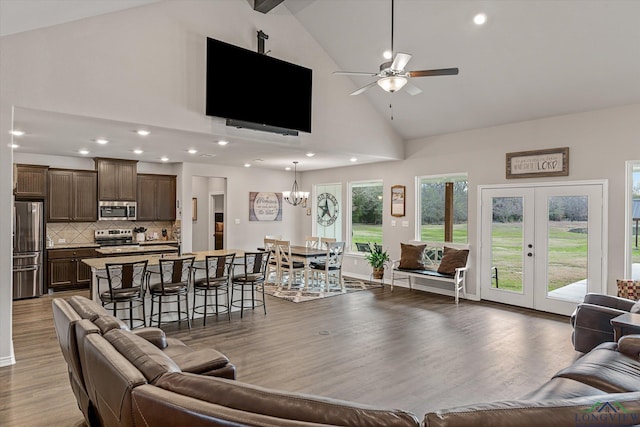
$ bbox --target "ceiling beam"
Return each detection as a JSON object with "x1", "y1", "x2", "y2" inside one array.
[{"x1": 254, "y1": 0, "x2": 284, "y2": 14}]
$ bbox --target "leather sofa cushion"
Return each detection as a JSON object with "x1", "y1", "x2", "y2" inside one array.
[
  {"x1": 68, "y1": 295, "x2": 109, "y2": 321},
  {"x1": 554, "y1": 343, "x2": 640, "y2": 393},
  {"x1": 169, "y1": 348, "x2": 230, "y2": 374},
  {"x1": 104, "y1": 329, "x2": 180, "y2": 384},
  {"x1": 94, "y1": 315, "x2": 129, "y2": 334},
  {"x1": 132, "y1": 328, "x2": 169, "y2": 349},
  {"x1": 155, "y1": 372, "x2": 421, "y2": 427},
  {"x1": 519, "y1": 377, "x2": 606, "y2": 400}
]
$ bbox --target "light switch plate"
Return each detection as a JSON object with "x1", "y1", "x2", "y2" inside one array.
[
  {"x1": 234, "y1": 218, "x2": 240, "y2": 224},
  {"x1": 402, "y1": 221, "x2": 409, "y2": 227},
  {"x1": 391, "y1": 220, "x2": 396, "y2": 226}
]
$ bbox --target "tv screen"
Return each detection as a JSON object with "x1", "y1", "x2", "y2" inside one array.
[{"x1": 206, "y1": 37, "x2": 312, "y2": 133}]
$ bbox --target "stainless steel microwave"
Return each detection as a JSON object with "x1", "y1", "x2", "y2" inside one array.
[{"x1": 98, "y1": 201, "x2": 136, "y2": 221}]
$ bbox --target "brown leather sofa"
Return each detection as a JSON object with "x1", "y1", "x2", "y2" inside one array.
[
  {"x1": 55, "y1": 295, "x2": 640, "y2": 426},
  {"x1": 570, "y1": 293, "x2": 637, "y2": 353}
]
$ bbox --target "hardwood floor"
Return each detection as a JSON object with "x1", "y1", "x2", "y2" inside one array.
[{"x1": 0, "y1": 286, "x2": 580, "y2": 426}]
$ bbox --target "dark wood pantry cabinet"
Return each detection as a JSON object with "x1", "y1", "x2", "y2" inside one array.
[
  {"x1": 137, "y1": 174, "x2": 176, "y2": 221},
  {"x1": 95, "y1": 158, "x2": 137, "y2": 201},
  {"x1": 48, "y1": 169, "x2": 97, "y2": 222}
]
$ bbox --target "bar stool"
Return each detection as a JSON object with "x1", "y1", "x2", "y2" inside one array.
[
  {"x1": 231, "y1": 251, "x2": 269, "y2": 318},
  {"x1": 148, "y1": 255, "x2": 194, "y2": 329},
  {"x1": 192, "y1": 253, "x2": 235, "y2": 324},
  {"x1": 99, "y1": 260, "x2": 148, "y2": 329}
]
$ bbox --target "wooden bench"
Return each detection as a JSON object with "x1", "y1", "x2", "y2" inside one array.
[{"x1": 390, "y1": 240, "x2": 470, "y2": 304}]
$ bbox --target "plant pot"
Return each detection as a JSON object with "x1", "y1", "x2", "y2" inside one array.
[{"x1": 372, "y1": 267, "x2": 384, "y2": 280}]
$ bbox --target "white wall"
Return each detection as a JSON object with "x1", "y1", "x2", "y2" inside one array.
[
  {"x1": 0, "y1": 0, "x2": 401, "y2": 365},
  {"x1": 302, "y1": 104, "x2": 640, "y2": 297}
]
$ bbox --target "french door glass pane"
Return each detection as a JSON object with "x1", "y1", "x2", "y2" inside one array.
[
  {"x1": 491, "y1": 197, "x2": 524, "y2": 293},
  {"x1": 546, "y1": 195, "x2": 588, "y2": 303}
]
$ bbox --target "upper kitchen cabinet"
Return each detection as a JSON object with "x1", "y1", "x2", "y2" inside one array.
[
  {"x1": 14, "y1": 164, "x2": 48, "y2": 199},
  {"x1": 48, "y1": 169, "x2": 97, "y2": 222},
  {"x1": 137, "y1": 174, "x2": 176, "y2": 221},
  {"x1": 95, "y1": 158, "x2": 137, "y2": 201}
]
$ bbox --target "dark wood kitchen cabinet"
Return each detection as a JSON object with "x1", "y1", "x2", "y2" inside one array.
[
  {"x1": 14, "y1": 164, "x2": 48, "y2": 198},
  {"x1": 48, "y1": 169, "x2": 97, "y2": 222},
  {"x1": 137, "y1": 174, "x2": 176, "y2": 221},
  {"x1": 47, "y1": 247, "x2": 96, "y2": 291},
  {"x1": 95, "y1": 158, "x2": 137, "y2": 201}
]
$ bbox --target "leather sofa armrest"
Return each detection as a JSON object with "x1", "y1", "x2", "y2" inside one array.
[
  {"x1": 617, "y1": 334, "x2": 640, "y2": 357},
  {"x1": 583, "y1": 293, "x2": 636, "y2": 311},
  {"x1": 424, "y1": 393, "x2": 640, "y2": 427},
  {"x1": 573, "y1": 303, "x2": 628, "y2": 327},
  {"x1": 132, "y1": 327, "x2": 168, "y2": 349}
]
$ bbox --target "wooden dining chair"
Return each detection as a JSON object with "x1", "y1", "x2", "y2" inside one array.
[
  {"x1": 305, "y1": 236, "x2": 320, "y2": 248},
  {"x1": 263, "y1": 238, "x2": 279, "y2": 284},
  {"x1": 310, "y1": 241, "x2": 345, "y2": 290},
  {"x1": 275, "y1": 240, "x2": 305, "y2": 289},
  {"x1": 320, "y1": 237, "x2": 336, "y2": 249}
]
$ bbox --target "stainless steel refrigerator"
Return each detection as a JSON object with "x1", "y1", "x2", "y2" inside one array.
[{"x1": 13, "y1": 201, "x2": 44, "y2": 299}]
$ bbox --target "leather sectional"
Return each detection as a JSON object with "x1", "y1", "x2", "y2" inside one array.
[{"x1": 53, "y1": 295, "x2": 640, "y2": 426}]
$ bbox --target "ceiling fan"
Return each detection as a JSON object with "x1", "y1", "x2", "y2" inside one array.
[{"x1": 334, "y1": 0, "x2": 459, "y2": 96}]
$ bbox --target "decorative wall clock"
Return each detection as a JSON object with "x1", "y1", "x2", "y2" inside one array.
[{"x1": 317, "y1": 192, "x2": 339, "y2": 226}]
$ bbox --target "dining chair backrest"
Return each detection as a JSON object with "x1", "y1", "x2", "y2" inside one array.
[
  {"x1": 305, "y1": 236, "x2": 320, "y2": 248},
  {"x1": 355, "y1": 242, "x2": 371, "y2": 252},
  {"x1": 158, "y1": 256, "x2": 195, "y2": 290},
  {"x1": 205, "y1": 254, "x2": 235, "y2": 281},
  {"x1": 105, "y1": 260, "x2": 148, "y2": 298},
  {"x1": 320, "y1": 237, "x2": 336, "y2": 249},
  {"x1": 275, "y1": 240, "x2": 293, "y2": 264},
  {"x1": 265, "y1": 235, "x2": 282, "y2": 241},
  {"x1": 325, "y1": 241, "x2": 346, "y2": 269},
  {"x1": 264, "y1": 238, "x2": 277, "y2": 252}
]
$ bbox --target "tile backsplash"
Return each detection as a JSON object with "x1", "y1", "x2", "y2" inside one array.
[{"x1": 47, "y1": 221, "x2": 176, "y2": 245}]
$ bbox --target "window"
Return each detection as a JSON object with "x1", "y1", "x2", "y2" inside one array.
[
  {"x1": 349, "y1": 180, "x2": 383, "y2": 252},
  {"x1": 417, "y1": 174, "x2": 468, "y2": 242}
]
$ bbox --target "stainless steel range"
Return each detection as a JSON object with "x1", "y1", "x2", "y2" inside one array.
[{"x1": 94, "y1": 229, "x2": 136, "y2": 247}]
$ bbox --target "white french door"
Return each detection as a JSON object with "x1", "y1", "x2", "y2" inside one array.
[{"x1": 480, "y1": 182, "x2": 605, "y2": 316}]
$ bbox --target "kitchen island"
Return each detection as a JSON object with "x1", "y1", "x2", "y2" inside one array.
[
  {"x1": 95, "y1": 244, "x2": 178, "y2": 257},
  {"x1": 82, "y1": 249, "x2": 246, "y2": 324}
]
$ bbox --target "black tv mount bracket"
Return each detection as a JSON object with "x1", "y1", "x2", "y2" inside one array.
[{"x1": 257, "y1": 30, "x2": 269, "y2": 55}]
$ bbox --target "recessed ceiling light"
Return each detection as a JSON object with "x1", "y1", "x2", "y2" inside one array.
[
  {"x1": 161, "y1": 156, "x2": 169, "y2": 162},
  {"x1": 10, "y1": 143, "x2": 19, "y2": 149},
  {"x1": 473, "y1": 13, "x2": 487, "y2": 25},
  {"x1": 200, "y1": 153, "x2": 216, "y2": 157},
  {"x1": 383, "y1": 50, "x2": 392, "y2": 60},
  {"x1": 188, "y1": 149, "x2": 198, "y2": 154},
  {"x1": 285, "y1": 167, "x2": 291, "y2": 171},
  {"x1": 79, "y1": 149, "x2": 90, "y2": 155},
  {"x1": 133, "y1": 149, "x2": 143, "y2": 154},
  {"x1": 244, "y1": 163, "x2": 251, "y2": 168},
  {"x1": 350, "y1": 157, "x2": 358, "y2": 162},
  {"x1": 96, "y1": 138, "x2": 109, "y2": 144},
  {"x1": 218, "y1": 140, "x2": 229, "y2": 146},
  {"x1": 306, "y1": 152, "x2": 315, "y2": 157},
  {"x1": 136, "y1": 129, "x2": 150, "y2": 136},
  {"x1": 9, "y1": 130, "x2": 24, "y2": 136}
]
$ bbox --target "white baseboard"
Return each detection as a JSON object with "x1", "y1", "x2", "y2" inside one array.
[{"x1": 0, "y1": 353, "x2": 16, "y2": 367}]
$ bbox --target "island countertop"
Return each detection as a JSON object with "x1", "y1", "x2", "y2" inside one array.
[
  {"x1": 82, "y1": 249, "x2": 245, "y2": 271},
  {"x1": 95, "y1": 244, "x2": 179, "y2": 256}
]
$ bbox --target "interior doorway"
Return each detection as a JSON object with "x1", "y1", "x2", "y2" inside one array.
[
  {"x1": 479, "y1": 181, "x2": 606, "y2": 316},
  {"x1": 191, "y1": 176, "x2": 226, "y2": 252},
  {"x1": 210, "y1": 193, "x2": 224, "y2": 250}
]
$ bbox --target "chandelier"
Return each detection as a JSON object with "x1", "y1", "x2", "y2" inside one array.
[{"x1": 282, "y1": 161, "x2": 309, "y2": 206}]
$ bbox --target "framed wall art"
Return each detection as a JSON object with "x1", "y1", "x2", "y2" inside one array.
[
  {"x1": 506, "y1": 147, "x2": 569, "y2": 179},
  {"x1": 192, "y1": 198, "x2": 197, "y2": 221},
  {"x1": 391, "y1": 185, "x2": 406, "y2": 217},
  {"x1": 249, "y1": 192, "x2": 282, "y2": 221}
]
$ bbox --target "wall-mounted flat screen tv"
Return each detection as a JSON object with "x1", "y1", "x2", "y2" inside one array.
[{"x1": 206, "y1": 37, "x2": 312, "y2": 134}]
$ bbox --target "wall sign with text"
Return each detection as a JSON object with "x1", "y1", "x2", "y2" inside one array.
[
  {"x1": 249, "y1": 192, "x2": 282, "y2": 221},
  {"x1": 506, "y1": 147, "x2": 569, "y2": 179}
]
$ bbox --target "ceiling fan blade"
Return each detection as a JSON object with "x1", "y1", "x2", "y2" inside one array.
[
  {"x1": 404, "y1": 83, "x2": 422, "y2": 96},
  {"x1": 407, "y1": 67, "x2": 459, "y2": 77},
  {"x1": 334, "y1": 71, "x2": 379, "y2": 76},
  {"x1": 390, "y1": 52, "x2": 412, "y2": 72},
  {"x1": 350, "y1": 81, "x2": 378, "y2": 96}
]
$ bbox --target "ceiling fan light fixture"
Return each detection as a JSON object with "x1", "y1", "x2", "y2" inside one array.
[{"x1": 377, "y1": 75, "x2": 407, "y2": 93}]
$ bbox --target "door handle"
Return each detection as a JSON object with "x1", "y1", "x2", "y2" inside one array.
[
  {"x1": 527, "y1": 252, "x2": 533, "y2": 257},
  {"x1": 13, "y1": 266, "x2": 37, "y2": 272}
]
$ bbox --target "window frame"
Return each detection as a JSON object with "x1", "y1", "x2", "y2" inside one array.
[
  {"x1": 415, "y1": 172, "x2": 469, "y2": 243},
  {"x1": 347, "y1": 179, "x2": 384, "y2": 254}
]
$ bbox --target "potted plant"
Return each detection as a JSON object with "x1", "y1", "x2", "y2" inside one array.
[{"x1": 364, "y1": 243, "x2": 390, "y2": 279}]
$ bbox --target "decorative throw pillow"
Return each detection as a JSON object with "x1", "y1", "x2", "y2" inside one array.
[
  {"x1": 617, "y1": 279, "x2": 640, "y2": 301},
  {"x1": 437, "y1": 247, "x2": 469, "y2": 275},
  {"x1": 398, "y1": 243, "x2": 426, "y2": 269}
]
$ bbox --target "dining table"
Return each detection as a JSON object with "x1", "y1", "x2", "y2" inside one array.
[{"x1": 288, "y1": 245, "x2": 327, "y2": 289}]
